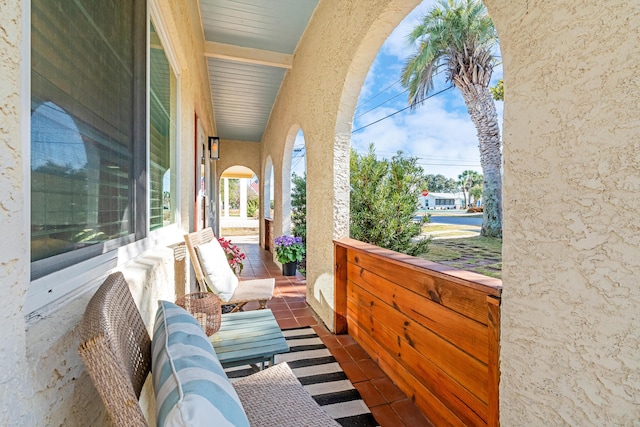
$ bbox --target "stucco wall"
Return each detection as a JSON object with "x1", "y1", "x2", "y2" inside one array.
[
  {"x1": 0, "y1": 0, "x2": 216, "y2": 424},
  {"x1": 216, "y1": 139, "x2": 262, "y2": 182},
  {"x1": 487, "y1": 0, "x2": 640, "y2": 424},
  {"x1": 0, "y1": 1, "x2": 32, "y2": 425},
  {"x1": 156, "y1": 0, "x2": 217, "y2": 233},
  {"x1": 259, "y1": 0, "x2": 421, "y2": 330}
]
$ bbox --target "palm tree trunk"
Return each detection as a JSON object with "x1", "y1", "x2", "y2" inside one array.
[{"x1": 457, "y1": 83, "x2": 502, "y2": 237}]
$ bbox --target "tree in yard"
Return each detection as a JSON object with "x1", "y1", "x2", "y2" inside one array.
[
  {"x1": 291, "y1": 173, "x2": 306, "y2": 244},
  {"x1": 350, "y1": 144, "x2": 430, "y2": 256},
  {"x1": 458, "y1": 169, "x2": 482, "y2": 207},
  {"x1": 401, "y1": 0, "x2": 502, "y2": 237},
  {"x1": 219, "y1": 178, "x2": 240, "y2": 210},
  {"x1": 490, "y1": 78, "x2": 503, "y2": 101},
  {"x1": 469, "y1": 182, "x2": 483, "y2": 207},
  {"x1": 425, "y1": 173, "x2": 458, "y2": 193},
  {"x1": 290, "y1": 172, "x2": 307, "y2": 274}
]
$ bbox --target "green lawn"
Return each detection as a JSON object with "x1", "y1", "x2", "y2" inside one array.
[{"x1": 419, "y1": 235, "x2": 502, "y2": 279}]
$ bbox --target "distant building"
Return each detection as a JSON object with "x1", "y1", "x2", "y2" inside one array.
[{"x1": 419, "y1": 192, "x2": 465, "y2": 210}]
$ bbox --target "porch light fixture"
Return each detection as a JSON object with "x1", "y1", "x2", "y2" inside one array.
[{"x1": 208, "y1": 136, "x2": 220, "y2": 160}]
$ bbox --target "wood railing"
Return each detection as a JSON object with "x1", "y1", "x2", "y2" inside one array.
[{"x1": 334, "y1": 238, "x2": 502, "y2": 427}]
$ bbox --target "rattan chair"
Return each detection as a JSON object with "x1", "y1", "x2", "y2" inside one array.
[
  {"x1": 184, "y1": 228, "x2": 274, "y2": 312},
  {"x1": 78, "y1": 272, "x2": 151, "y2": 426},
  {"x1": 78, "y1": 272, "x2": 338, "y2": 426}
]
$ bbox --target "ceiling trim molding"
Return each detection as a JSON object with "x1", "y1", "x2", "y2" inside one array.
[{"x1": 204, "y1": 41, "x2": 293, "y2": 69}]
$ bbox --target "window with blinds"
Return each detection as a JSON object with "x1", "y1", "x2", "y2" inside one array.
[
  {"x1": 31, "y1": 0, "x2": 146, "y2": 279},
  {"x1": 149, "y1": 21, "x2": 176, "y2": 231}
]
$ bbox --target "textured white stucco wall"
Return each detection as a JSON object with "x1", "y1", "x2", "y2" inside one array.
[
  {"x1": 259, "y1": 0, "x2": 421, "y2": 330},
  {"x1": 487, "y1": 0, "x2": 640, "y2": 424},
  {"x1": 0, "y1": 0, "x2": 217, "y2": 424},
  {"x1": 0, "y1": 1, "x2": 32, "y2": 425}
]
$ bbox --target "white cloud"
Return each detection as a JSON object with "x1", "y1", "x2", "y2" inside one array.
[
  {"x1": 381, "y1": 1, "x2": 435, "y2": 60},
  {"x1": 351, "y1": 94, "x2": 484, "y2": 179}
]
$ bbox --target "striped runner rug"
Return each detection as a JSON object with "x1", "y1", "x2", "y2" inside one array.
[{"x1": 225, "y1": 327, "x2": 380, "y2": 427}]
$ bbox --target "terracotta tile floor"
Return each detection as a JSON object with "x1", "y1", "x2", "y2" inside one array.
[{"x1": 231, "y1": 238, "x2": 434, "y2": 427}]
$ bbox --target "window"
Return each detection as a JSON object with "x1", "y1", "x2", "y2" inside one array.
[
  {"x1": 31, "y1": 0, "x2": 146, "y2": 279},
  {"x1": 149, "y1": 21, "x2": 177, "y2": 230}
]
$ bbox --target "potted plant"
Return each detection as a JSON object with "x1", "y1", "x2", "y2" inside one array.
[
  {"x1": 274, "y1": 235, "x2": 305, "y2": 276},
  {"x1": 217, "y1": 236, "x2": 246, "y2": 276}
]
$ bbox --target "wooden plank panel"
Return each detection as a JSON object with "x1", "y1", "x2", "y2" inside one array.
[
  {"x1": 336, "y1": 241, "x2": 501, "y2": 427},
  {"x1": 334, "y1": 244, "x2": 348, "y2": 334},
  {"x1": 348, "y1": 282, "x2": 489, "y2": 404},
  {"x1": 487, "y1": 296, "x2": 501, "y2": 427},
  {"x1": 349, "y1": 302, "x2": 488, "y2": 426},
  {"x1": 347, "y1": 261, "x2": 490, "y2": 363},
  {"x1": 354, "y1": 320, "x2": 471, "y2": 427},
  {"x1": 347, "y1": 250, "x2": 492, "y2": 324}
]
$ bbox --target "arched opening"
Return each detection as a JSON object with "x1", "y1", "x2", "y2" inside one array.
[
  {"x1": 263, "y1": 156, "x2": 274, "y2": 220},
  {"x1": 349, "y1": 0, "x2": 503, "y2": 261},
  {"x1": 282, "y1": 126, "x2": 305, "y2": 237},
  {"x1": 219, "y1": 165, "x2": 259, "y2": 238}
]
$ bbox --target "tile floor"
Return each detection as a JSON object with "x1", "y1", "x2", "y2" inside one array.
[{"x1": 231, "y1": 238, "x2": 434, "y2": 427}]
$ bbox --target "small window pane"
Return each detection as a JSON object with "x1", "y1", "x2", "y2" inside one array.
[{"x1": 150, "y1": 21, "x2": 177, "y2": 230}]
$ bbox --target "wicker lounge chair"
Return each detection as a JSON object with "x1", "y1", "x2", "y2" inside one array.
[
  {"x1": 77, "y1": 272, "x2": 338, "y2": 426},
  {"x1": 77, "y1": 272, "x2": 152, "y2": 426},
  {"x1": 184, "y1": 227, "x2": 274, "y2": 312}
]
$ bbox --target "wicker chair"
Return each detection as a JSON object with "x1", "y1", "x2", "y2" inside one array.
[
  {"x1": 78, "y1": 272, "x2": 151, "y2": 426},
  {"x1": 184, "y1": 228, "x2": 274, "y2": 312},
  {"x1": 78, "y1": 272, "x2": 338, "y2": 426}
]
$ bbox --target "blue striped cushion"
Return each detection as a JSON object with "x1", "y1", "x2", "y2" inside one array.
[{"x1": 152, "y1": 300, "x2": 249, "y2": 427}]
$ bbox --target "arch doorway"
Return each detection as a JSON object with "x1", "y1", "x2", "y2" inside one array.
[{"x1": 219, "y1": 165, "x2": 260, "y2": 238}]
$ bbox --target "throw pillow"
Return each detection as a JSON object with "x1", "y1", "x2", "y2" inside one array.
[
  {"x1": 152, "y1": 300, "x2": 249, "y2": 427},
  {"x1": 195, "y1": 239, "x2": 238, "y2": 302}
]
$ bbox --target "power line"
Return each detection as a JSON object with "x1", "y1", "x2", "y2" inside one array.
[
  {"x1": 355, "y1": 88, "x2": 409, "y2": 119},
  {"x1": 355, "y1": 78, "x2": 402, "y2": 108},
  {"x1": 355, "y1": 69, "x2": 448, "y2": 119},
  {"x1": 360, "y1": 147, "x2": 478, "y2": 161},
  {"x1": 351, "y1": 85, "x2": 454, "y2": 134}
]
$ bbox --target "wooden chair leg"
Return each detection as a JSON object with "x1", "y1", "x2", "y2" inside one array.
[
  {"x1": 258, "y1": 300, "x2": 268, "y2": 309},
  {"x1": 230, "y1": 302, "x2": 247, "y2": 313}
]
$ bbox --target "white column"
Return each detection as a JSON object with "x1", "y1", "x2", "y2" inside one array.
[
  {"x1": 239, "y1": 178, "x2": 247, "y2": 219},
  {"x1": 224, "y1": 178, "x2": 229, "y2": 218}
]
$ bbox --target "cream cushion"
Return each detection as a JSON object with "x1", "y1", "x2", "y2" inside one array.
[{"x1": 195, "y1": 239, "x2": 238, "y2": 301}]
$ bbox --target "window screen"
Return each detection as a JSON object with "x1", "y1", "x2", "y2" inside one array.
[
  {"x1": 149, "y1": 21, "x2": 176, "y2": 230},
  {"x1": 31, "y1": 0, "x2": 146, "y2": 277}
]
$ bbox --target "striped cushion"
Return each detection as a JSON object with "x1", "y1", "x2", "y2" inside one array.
[{"x1": 152, "y1": 300, "x2": 249, "y2": 427}]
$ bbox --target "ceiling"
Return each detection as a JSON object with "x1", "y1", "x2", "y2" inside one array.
[{"x1": 199, "y1": 0, "x2": 319, "y2": 142}]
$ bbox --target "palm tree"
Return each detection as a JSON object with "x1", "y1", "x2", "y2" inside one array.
[
  {"x1": 402, "y1": 0, "x2": 502, "y2": 237},
  {"x1": 458, "y1": 169, "x2": 481, "y2": 208}
]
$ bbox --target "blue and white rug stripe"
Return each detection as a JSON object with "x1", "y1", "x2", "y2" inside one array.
[{"x1": 225, "y1": 327, "x2": 380, "y2": 427}]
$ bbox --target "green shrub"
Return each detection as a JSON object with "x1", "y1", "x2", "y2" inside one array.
[{"x1": 350, "y1": 144, "x2": 430, "y2": 256}]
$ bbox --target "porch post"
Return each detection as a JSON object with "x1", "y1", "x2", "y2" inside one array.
[
  {"x1": 239, "y1": 177, "x2": 247, "y2": 219},
  {"x1": 224, "y1": 178, "x2": 229, "y2": 218}
]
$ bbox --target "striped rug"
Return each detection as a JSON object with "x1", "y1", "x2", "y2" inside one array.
[{"x1": 225, "y1": 327, "x2": 380, "y2": 427}]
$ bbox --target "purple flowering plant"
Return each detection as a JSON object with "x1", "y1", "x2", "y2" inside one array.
[{"x1": 274, "y1": 235, "x2": 305, "y2": 264}]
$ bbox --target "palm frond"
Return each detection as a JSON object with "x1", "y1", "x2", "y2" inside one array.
[{"x1": 402, "y1": 0, "x2": 499, "y2": 106}]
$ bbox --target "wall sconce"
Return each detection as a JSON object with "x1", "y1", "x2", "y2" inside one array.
[{"x1": 208, "y1": 136, "x2": 220, "y2": 160}]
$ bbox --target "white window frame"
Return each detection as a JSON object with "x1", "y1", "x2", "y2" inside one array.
[{"x1": 25, "y1": 1, "x2": 183, "y2": 320}]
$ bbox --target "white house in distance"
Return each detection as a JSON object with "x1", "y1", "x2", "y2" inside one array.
[{"x1": 419, "y1": 192, "x2": 466, "y2": 210}]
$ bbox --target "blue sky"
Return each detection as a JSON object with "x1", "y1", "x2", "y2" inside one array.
[{"x1": 291, "y1": 0, "x2": 503, "y2": 181}]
